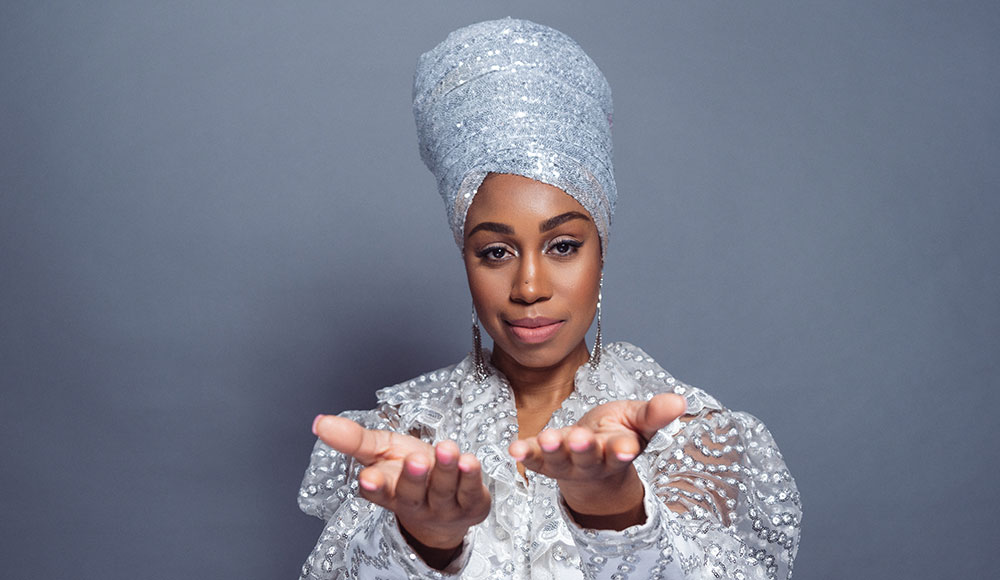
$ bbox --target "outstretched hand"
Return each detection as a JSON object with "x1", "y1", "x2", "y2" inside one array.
[
  {"x1": 312, "y1": 415, "x2": 491, "y2": 566},
  {"x1": 508, "y1": 393, "x2": 686, "y2": 527}
]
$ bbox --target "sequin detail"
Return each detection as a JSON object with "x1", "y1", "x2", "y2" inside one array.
[
  {"x1": 413, "y1": 18, "x2": 616, "y2": 254},
  {"x1": 298, "y1": 342, "x2": 801, "y2": 579}
]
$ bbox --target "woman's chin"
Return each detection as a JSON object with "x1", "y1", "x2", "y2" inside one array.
[{"x1": 490, "y1": 341, "x2": 589, "y2": 373}]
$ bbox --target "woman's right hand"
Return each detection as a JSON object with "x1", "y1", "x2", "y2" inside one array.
[{"x1": 312, "y1": 415, "x2": 491, "y2": 568}]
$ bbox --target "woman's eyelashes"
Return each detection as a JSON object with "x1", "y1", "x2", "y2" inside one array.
[
  {"x1": 475, "y1": 238, "x2": 583, "y2": 263},
  {"x1": 546, "y1": 238, "x2": 582, "y2": 257},
  {"x1": 476, "y1": 244, "x2": 515, "y2": 263}
]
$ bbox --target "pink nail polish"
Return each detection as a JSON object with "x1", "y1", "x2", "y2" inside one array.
[
  {"x1": 359, "y1": 478, "x2": 377, "y2": 491},
  {"x1": 569, "y1": 440, "x2": 589, "y2": 453},
  {"x1": 407, "y1": 461, "x2": 429, "y2": 477},
  {"x1": 457, "y1": 456, "x2": 476, "y2": 473},
  {"x1": 436, "y1": 447, "x2": 455, "y2": 465},
  {"x1": 311, "y1": 414, "x2": 324, "y2": 436},
  {"x1": 616, "y1": 452, "x2": 636, "y2": 462}
]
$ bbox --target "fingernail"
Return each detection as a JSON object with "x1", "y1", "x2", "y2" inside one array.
[
  {"x1": 568, "y1": 440, "x2": 589, "y2": 453},
  {"x1": 616, "y1": 452, "x2": 636, "y2": 462},
  {"x1": 458, "y1": 456, "x2": 476, "y2": 473},
  {"x1": 540, "y1": 440, "x2": 560, "y2": 452},
  {"x1": 311, "y1": 414, "x2": 324, "y2": 436},
  {"x1": 436, "y1": 447, "x2": 455, "y2": 466},
  {"x1": 359, "y1": 478, "x2": 377, "y2": 491},
  {"x1": 406, "y1": 460, "x2": 429, "y2": 477}
]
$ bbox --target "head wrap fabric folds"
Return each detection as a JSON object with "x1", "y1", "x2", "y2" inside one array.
[{"x1": 413, "y1": 18, "x2": 616, "y2": 253}]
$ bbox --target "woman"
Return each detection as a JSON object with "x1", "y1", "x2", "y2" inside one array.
[{"x1": 299, "y1": 19, "x2": 800, "y2": 580}]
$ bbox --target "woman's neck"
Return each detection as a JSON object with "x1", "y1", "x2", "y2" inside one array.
[{"x1": 491, "y1": 341, "x2": 590, "y2": 411}]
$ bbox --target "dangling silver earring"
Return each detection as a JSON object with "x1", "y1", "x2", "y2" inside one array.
[
  {"x1": 589, "y1": 273, "x2": 603, "y2": 369},
  {"x1": 472, "y1": 305, "x2": 490, "y2": 382}
]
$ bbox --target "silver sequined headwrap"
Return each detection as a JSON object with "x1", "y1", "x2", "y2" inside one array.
[{"x1": 413, "y1": 18, "x2": 615, "y2": 253}]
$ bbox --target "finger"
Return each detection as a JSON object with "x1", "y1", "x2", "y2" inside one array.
[
  {"x1": 566, "y1": 427, "x2": 601, "y2": 470},
  {"x1": 357, "y1": 466, "x2": 390, "y2": 506},
  {"x1": 313, "y1": 415, "x2": 385, "y2": 466},
  {"x1": 426, "y1": 441, "x2": 461, "y2": 511},
  {"x1": 456, "y1": 454, "x2": 487, "y2": 511},
  {"x1": 633, "y1": 394, "x2": 687, "y2": 441},
  {"x1": 509, "y1": 436, "x2": 547, "y2": 471},
  {"x1": 604, "y1": 432, "x2": 641, "y2": 467},
  {"x1": 537, "y1": 429, "x2": 573, "y2": 471},
  {"x1": 509, "y1": 439, "x2": 537, "y2": 463},
  {"x1": 394, "y1": 452, "x2": 432, "y2": 510}
]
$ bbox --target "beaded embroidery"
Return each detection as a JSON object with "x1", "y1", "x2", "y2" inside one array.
[{"x1": 298, "y1": 342, "x2": 801, "y2": 579}]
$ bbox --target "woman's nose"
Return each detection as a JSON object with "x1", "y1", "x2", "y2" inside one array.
[{"x1": 510, "y1": 254, "x2": 551, "y2": 304}]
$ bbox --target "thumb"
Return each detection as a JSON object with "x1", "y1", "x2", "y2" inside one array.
[
  {"x1": 313, "y1": 415, "x2": 381, "y2": 465},
  {"x1": 634, "y1": 393, "x2": 687, "y2": 441}
]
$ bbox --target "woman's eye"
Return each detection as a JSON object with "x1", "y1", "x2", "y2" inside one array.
[
  {"x1": 550, "y1": 240, "x2": 581, "y2": 256},
  {"x1": 477, "y1": 246, "x2": 511, "y2": 261}
]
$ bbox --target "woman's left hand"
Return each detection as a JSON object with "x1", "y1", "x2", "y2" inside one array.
[{"x1": 508, "y1": 393, "x2": 686, "y2": 529}]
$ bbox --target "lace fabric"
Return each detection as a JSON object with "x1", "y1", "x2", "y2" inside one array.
[{"x1": 297, "y1": 342, "x2": 800, "y2": 579}]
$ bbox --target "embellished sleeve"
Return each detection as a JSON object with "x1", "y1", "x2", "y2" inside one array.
[
  {"x1": 296, "y1": 409, "x2": 472, "y2": 580},
  {"x1": 563, "y1": 407, "x2": 801, "y2": 580}
]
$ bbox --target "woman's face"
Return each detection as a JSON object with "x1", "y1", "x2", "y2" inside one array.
[{"x1": 463, "y1": 173, "x2": 603, "y2": 371}]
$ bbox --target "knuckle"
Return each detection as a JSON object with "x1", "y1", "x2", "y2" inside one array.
[
  {"x1": 425, "y1": 498, "x2": 448, "y2": 513},
  {"x1": 400, "y1": 497, "x2": 424, "y2": 511}
]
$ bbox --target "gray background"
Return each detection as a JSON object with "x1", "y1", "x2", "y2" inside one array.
[{"x1": 2, "y1": 1, "x2": 997, "y2": 578}]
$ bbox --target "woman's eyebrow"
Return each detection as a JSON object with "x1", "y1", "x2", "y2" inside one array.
[
  {"x1": 540, "y1": 211, "x2": 590, "y2": 232},
  {"x1": 467, "y1": 221, "x2": 514, "y2": 237}
]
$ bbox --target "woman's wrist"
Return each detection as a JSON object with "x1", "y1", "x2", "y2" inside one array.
[
  {"x1": 559, "y1": 466, "x2": 646, "y2": 530},
  {"x1": 565, "y1": 498, "x2": 646, "y2": 531},
  {"x1": 398, "y1": 522, "x2": 465, "y2": 571}
]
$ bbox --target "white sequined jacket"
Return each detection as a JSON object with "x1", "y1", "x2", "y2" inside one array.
[{"x1": 298, "y1": 342, "x2": 800, "y2": 579}]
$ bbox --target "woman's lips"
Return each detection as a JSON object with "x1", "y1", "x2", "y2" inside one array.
[{"x1": 505, "y1": 317, "x2": 564, "y2": 344}]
